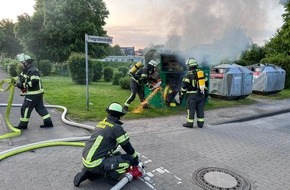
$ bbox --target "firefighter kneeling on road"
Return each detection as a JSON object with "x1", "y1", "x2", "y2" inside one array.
[
  {"x1": 180, "y1": 58, "x2": 208, "y2": 128},
  {"x1": 74, "y1": 102, "x2": 139, "y2": 187}
]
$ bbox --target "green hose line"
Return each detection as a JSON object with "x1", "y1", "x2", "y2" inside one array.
[
  {"x1": 0, "y1": 141, "x2": 85, "y2": 161},
  {"x1": 0, "y1": 78, "x2": 22, "y2": 139},
  {"x1": 0, "y1": 136, "x2": 90, "y2": 161}
]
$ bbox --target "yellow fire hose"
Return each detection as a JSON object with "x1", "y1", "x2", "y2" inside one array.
[
  {"x1": 0, "y1": 78, "x2": 95, "y2": 161},
  {"x1": 0, "y1": 78, "x2": 22, "y2": 139}
]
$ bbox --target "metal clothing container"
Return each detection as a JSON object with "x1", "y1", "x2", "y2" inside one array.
[
  {"x1": 246, "y1": 63, "x2": 286, "y2": 94},
  {"x1": 144, "y1": 49, "x2": 187, "y2": 107},
  {"x1": 209, "y1": 63, "x2": 253, "y2": 100}
]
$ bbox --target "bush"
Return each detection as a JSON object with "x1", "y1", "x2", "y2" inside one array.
[
  {"x1": 112, "y1": 72, "x2": 123, "y2": 85},
  {"x1": 38, "y1": 60, "x2": 52, "y2": 76},
  {"x1": 67, "y1": 53, "x2": 93, "y2": 84},
  {"x1": 53, "y1": 62, "x2": 69, "y2": 76},
  {"x1": 91, "y1": 60, "x2": 103, "y2": 82},
  {"x1": 8, "y1": 60, "x2": 19, "y2": 77},
  {"x1": 103, "y1": 67, "x2": 114, "y2": 82},
  {"x1": 16, "y1": 62, "x2": 23, "y2": 74},
  {"x1": 2, "y1": 58, "x2": 13, "y2": 72},
  {"x1": 118, "y1": 66, "x2": 129, "y2": 77},
  {"x1": 119, "y1": 76, "x2": 131, "y2": 89}
]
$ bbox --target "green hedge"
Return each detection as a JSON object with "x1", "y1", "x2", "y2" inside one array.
[{"x1": 67, "y1": 53, "x2": 93, "y2": 84}]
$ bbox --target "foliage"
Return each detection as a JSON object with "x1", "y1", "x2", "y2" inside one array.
[
  {"x1": 103, "y1": 67, "x2": 114, "y2": 82},
  {"x1": 0, "y1": 58, "x2": 13, "y2": 70},
  {"x1": 14, "y1": 12, "x2": 45, "y2": 60},
  {"x1": 112, "y1": 71, "x2": 123, "y2": 85},
  {"x1": 264, "y1": 2, "x2": 290, "y2": 57},
  {"x1": 91, "y1": 59, "x2": 103, "y2": 82},
  {"x1": 14, "y1": 0, "x2": 110, "y2": 62},
  {"x1": 0, "y1": 19, "x2": 23, "y2": 58},
  {"x1": 118, "y1": 66, "x2": 129, "y2": 77},
  {"x1": 67, "y1": 53, "x2": 93, "y2": 84},
  {"x1": 261, "y1": 1, "x2": 290, "y2": 88},
  {"x1": 119, "y1": 76, "x2": 131, "y2": 89},
  {"x1": 238, "y1": 43, "x2": 266, "y2": 66},
  {"x1": 8, "y1": 60, "x2": 20, "y2": 77},
  {"x1": 102, "y1": 61, "x2": 132, "y2": 69},
  {"x1": 106, "y1": 45, "x2": 124, "y2": 55},
  {"x1": 52, "y1": 62, "x2": 69, "y2": 76},
  {"x1": 38, "y1": 59, "x2": 52, "y2": 76}
]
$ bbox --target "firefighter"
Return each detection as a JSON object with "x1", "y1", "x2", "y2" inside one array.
[
  {"x1": 123, "y1": 60, "x2": 158, "y2": 112},
  {"x1": 74, "y1": 102, "x2": 139, "y2": 187},
  {"x1": 180, "y1": 58, "x2": 208, "y2": 128},
  {"x1": 14, "y1": 54, "x2": 53, "y2": 129}
]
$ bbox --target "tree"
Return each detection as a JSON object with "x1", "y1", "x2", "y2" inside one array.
[
  {"x1": 0, "y1": 19, "x2": 23, "y2": 58},
  {"x1": 238, "y1": 43, "x2": 266, "y2": 66},
  {"x1": 265, "y1": 2, "x2": 290, "y2": 56},
  {"x1": 263, "y1": 1, "x2": 290, "y2": 88},
  {"x1": 106, "y1": 44, "x2": 124, "y2": 56},
  {"x1": 14, "y1": 0, "x2": 110, "y2": 62}
]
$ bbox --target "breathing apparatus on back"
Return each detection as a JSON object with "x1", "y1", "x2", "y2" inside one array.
[
  {"x1": 129, "y1": 62, "x2": 143, "y2": 76},
  {"x1": 186, "y1": 58, "x2": 206, "y2": 93}
]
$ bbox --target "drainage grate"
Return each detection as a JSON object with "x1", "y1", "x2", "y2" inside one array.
[{"x1": 193, "y1": 167, "x2": 251, "y2": 190}]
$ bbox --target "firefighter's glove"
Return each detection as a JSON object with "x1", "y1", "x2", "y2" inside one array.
[
  {"x1": 132, "y1": 156, "x2": 139, "y2": 166},
  {"x1": 16, "y1": 83, "x2": 24, "y2": 89}
]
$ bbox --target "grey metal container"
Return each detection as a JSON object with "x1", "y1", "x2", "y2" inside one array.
[
  {"x1": 209, "y1": 63, "x2": 253, "y2": 100},
  {"x1": 246, "y1": 63, "x2": 286, "y2": 94}
]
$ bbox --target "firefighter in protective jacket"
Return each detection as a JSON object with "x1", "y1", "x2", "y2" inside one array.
[
  {"x1": 74, "y1": 102, "x2": 139, "y2": 187},
  {"x1": 180, "y1": 58, "x2": 208, "y2": 128},
  {"x1": 14, "y1": 54, "x2": 53, "y2": 129},
  {"x1": 124, "y1": 60, "x2": 158, "y2": 112}
]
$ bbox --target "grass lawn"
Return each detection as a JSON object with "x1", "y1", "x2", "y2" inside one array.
[{"x1": 42, "y1": 76, "x2": 290, "y2": 122}]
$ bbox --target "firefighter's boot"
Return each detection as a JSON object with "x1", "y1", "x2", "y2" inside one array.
[
  {"x1": 183, "y1": 122, "x2": 193, "y2": 128},
  {"x1": 142, "y1": 102, "x2": 150, "y2": 109},
  {"x1": 197, "y1": 122, "x2": 204, "y2": 128},
  {"x1": 14, "y1": 125, "x2": 28, "y2": 130},
  {"x1": 123, "y1": 105, "x2": 129, "y2": 113},
  {"x1": 40, "y1": 120, "x2": 54, "y2": 128},
  {"x1": 74, "y1": 169, "x2": 89, "y2": 187}
]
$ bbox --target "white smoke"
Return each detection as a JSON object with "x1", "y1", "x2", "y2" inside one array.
[{"x1": 154, "y1": 0, "x2": 285, "y2": 66}]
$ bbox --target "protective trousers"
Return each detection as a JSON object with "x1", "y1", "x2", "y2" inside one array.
[
  {"x1": 186, "y1": 93, "x2": 205, "y2": 127},
  {"x1": 124, "y1": 79, "x2": 145, "y2": 107},
  {"x1": 87, "y1": 154, "x2": 134, "y2": 180},
  {"x1": 18, "y1": 94, "x2": 52, "y2": 127}
]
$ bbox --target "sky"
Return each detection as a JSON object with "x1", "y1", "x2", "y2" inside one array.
[{"x1": 0, "y1": 0, "x2": 286, "y2": 51}]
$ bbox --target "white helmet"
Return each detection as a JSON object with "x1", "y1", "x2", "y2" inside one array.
[
  {"x1": 17, "y1": 53, "x2": 34, "y2": 64},
  {"x1": 186, "y1": 58, "x2": 198, "y2": 67},
  {"x1": 148, "y1": 60, "x2": 158, "y2": 67}
]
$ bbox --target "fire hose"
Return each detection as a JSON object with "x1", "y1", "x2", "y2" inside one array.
[{"x1": 110, "y1": 163, "x2": 145, "y2": 190}]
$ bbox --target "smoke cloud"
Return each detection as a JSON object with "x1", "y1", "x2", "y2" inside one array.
[{"x1": 145, "y1": 0, "x2": 284, "y2": 65}]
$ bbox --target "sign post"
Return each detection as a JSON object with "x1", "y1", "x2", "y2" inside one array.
[{"x1": 85, "y1": 34, "x2": 113, "y2": 111}]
